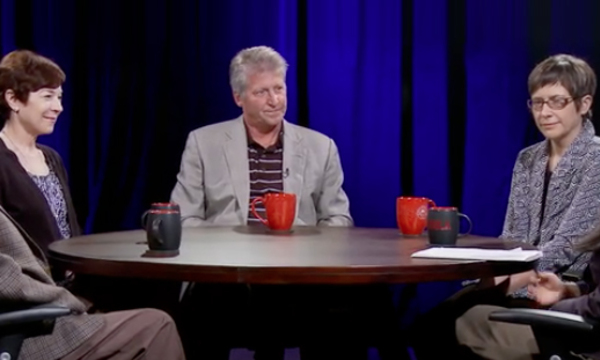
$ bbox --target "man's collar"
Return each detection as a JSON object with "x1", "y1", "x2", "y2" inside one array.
[{"x1": 244, "y1": 121, "x2": 284, "y2": 149}]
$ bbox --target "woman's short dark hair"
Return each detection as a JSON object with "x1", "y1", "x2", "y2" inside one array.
[
  {"x1": 0, "y1": 50, "x2": 65, "y2": 124},
  {"x1": 528, "y1": 54, "x2": 596, "y2": 119}
]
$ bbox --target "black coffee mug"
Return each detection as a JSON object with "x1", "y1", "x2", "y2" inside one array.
[
  {"x1": 141, "y1": 202, "x2": 180, "y2": 229},
  {"x1": 427, "y1": 207, "x2": 472, "y2": 245},
  {"x1": 145, "y1": 209, "x2": 182, "y2": 254}
]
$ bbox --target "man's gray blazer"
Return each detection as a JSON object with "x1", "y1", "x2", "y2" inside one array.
[{"x1": 170, "y1": 116, "x2": 353, "y2": 227}]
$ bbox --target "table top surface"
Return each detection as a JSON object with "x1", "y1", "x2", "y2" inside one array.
[{"x1": 48, "y1": 226, "x2": 536, "y2": 284}]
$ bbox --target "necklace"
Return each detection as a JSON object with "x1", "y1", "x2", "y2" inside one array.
[{"x1": 1, "y1": 130, "x2": 40, "y2": 172}]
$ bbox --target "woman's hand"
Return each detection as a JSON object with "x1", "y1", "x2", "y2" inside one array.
[{"x1": 527, "y1": 272, "x2": 566, "y2": 306}]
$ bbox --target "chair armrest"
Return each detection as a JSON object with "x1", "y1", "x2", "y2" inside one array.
[
  {"x1": 0, "y1": 305, "x2": 71, "y2": 328},
  {"x1": 561, "y1": 271, "x2": 583, "y2": 282},
  {"x1": 489, "y1": 308, "x2": 597, "y2": 333}
]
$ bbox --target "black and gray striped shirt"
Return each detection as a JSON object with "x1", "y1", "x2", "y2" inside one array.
[{"x1": 247, "y1": 132, "x2": 284, "y2": 225}]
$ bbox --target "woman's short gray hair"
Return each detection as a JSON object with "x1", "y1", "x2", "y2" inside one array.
[{"x1": 229, "y1": 46, "x2": 288, "y2": 95}]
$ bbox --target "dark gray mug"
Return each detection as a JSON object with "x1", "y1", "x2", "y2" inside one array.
[
  {"x1": 145, "y1": 209, "x2": 182, "y2": 253},
  {"x1": 427, "y1": 207, "x2": 472, "y2": 245}
]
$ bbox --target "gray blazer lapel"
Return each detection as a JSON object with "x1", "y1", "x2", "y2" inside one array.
[
  {"x1": 543, "y1": 121, "x2": 596, "y2": 229},
  {"x1": 223, "y1": 118, "x2": 250, "y2": 224},
  {"x1": 283, "y1": 122, "x2": 306, "y2": 221},
  {"x1": 528, "y1": 146, "x2": 548, "y2": 240}
]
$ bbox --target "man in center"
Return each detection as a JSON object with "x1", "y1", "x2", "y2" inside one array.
[
  {"x1": 171, "y1": 46, "x2": 352, "y2": 227},
  {"x1": 171, "y1": 46, "x2": 363, "y2": 359}
]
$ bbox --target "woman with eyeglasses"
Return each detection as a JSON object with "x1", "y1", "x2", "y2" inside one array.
[{"x1": 409, "y1": 54, "x2": 600, "y2": 360}]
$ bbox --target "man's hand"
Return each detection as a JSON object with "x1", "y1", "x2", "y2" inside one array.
[
  {"x1": 507, "y1": 270, "x2": 537, "y2": 294},
  {"x1": 493, "y1": 270, "x2": 536, "y2": 295}
]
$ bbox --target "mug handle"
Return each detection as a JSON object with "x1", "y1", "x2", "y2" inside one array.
[
  {"x1": 423, "y1": 199, "x2": 437, "y2": 232},
  {"x1": 141, "y1": 210, "x2": 150, "y2": 229},
  {"x1": 151, "y1": 218, "x2": 164, "y2": 245},
  {"x1": 250, "y1": 197, "x2": 268, "y2": 226},
  {"x1": 458, "y1": 213, "x2": 472, "y2": 237}
]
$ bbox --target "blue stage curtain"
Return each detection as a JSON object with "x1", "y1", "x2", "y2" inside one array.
[
  {"x1": 306, "y1": 0, "x2": 401, "y2": 228},
  {"x1": 0, "y1": 0, "x2": 16, "y2": 56},
  {"x1": 0, "y1": 0, "x2": 599, "y2": 237},
  {"x1": 411, "y1": 0, "x2": 450, "y2": 207},
  {"x1": 460, "y1": 0, "x2": 532, "y2": 235}
]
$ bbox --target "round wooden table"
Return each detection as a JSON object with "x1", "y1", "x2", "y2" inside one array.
[{"x1": 48, "y1": 226, "x2": 535, "y2": 284}]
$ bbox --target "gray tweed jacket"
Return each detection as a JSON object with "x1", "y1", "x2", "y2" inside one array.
[{"x1": 0, "y1": 205, "x2": 104, "y2": 360}]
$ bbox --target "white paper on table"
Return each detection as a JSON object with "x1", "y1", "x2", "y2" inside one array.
[{"x1": 411, "y1": 247, "x2": 542, "y2": 262}]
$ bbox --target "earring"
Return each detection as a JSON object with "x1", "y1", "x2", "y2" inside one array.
[{"x1": 12, "y1": 108, "x2": 19, "y2": 113}]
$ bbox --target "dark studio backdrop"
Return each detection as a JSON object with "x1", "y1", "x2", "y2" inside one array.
[{"x1": 2, "y1": 0, "x2": 600, "y2": 314}]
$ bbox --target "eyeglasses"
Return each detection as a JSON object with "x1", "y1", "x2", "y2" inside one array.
[{"x1": 527, "y1": 96, "x2": 575, "y2": 111}]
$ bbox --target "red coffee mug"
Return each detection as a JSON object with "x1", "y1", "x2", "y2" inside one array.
[
  {"x1": 250, "y1": 193, "x2": 296, "y2": 231},
  {"x1": 396, "y1": 196, "x2": 436, "y2": 236}
]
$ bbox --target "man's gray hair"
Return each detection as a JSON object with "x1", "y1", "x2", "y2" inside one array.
[{"x1": 229, "y1": 46, "x2": 288, "y2": 95}]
